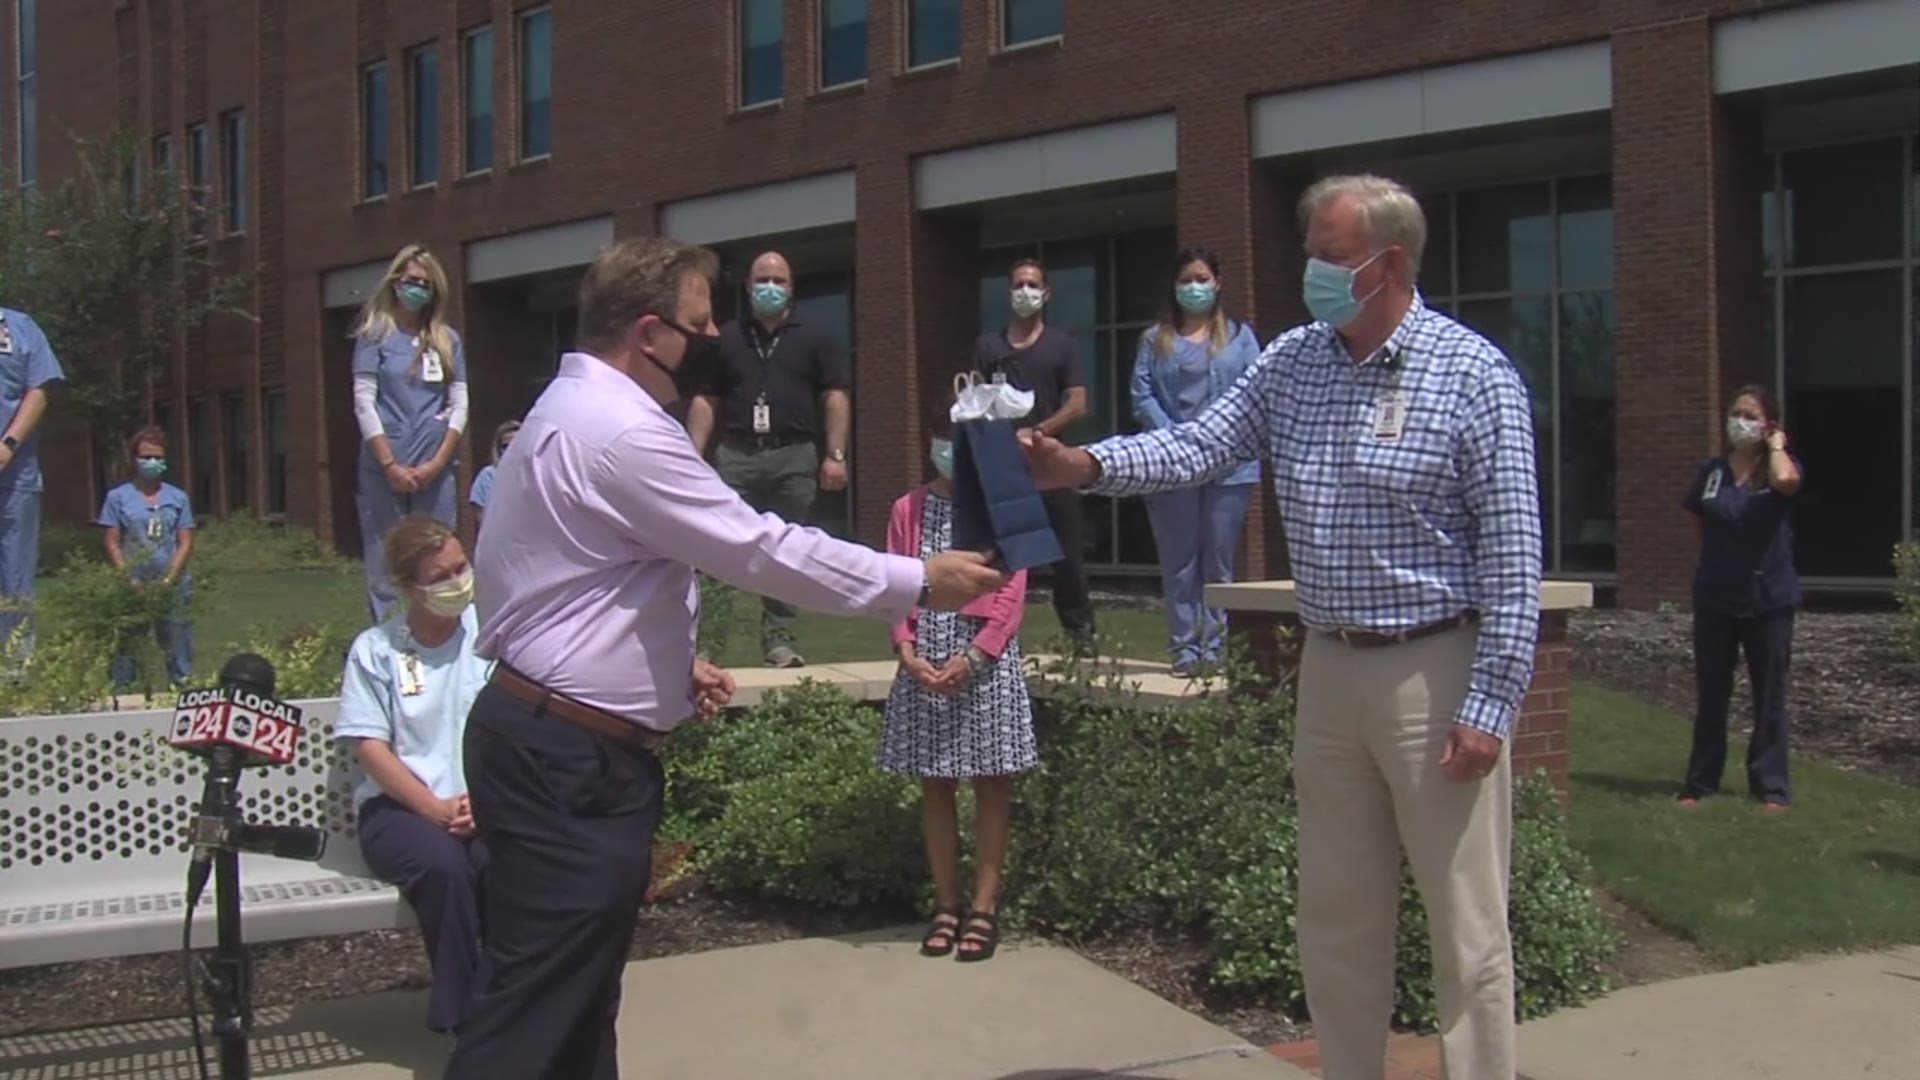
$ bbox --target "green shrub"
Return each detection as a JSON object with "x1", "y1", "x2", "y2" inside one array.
[
  {"x1": 1894, "y1": 541, "x2": 1920, "y2": 659},
  {"x1": 189, "y1": 517, "x2": 353, "y2": 575},
  {"x1": 695, "y1": 575, "x2": 740, "y2": 660},
  {"x1": 1209, "y1": 772, "x2": 1616, "y2": 1031},
  {"x1": 1010, "y1": 649, "x2": 1292, "y2": 936},
  {"x1": 664, "y1": 680, "x2": 923, "y2": 907},
  {"x1": 241, "y1": 622, "x2": 356, "y2": 700}
]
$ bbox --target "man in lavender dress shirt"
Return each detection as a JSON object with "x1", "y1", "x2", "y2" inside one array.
[{"x1": 444, "y1": 238, "x2": 1003, "y2": 1080}]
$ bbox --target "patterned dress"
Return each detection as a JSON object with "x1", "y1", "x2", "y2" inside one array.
[{"x1": 879, "y1": 492, "x2": 1038, "y2": 779}]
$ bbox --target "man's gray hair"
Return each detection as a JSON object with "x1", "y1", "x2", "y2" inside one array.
[{"x1": 1298, "y1": 174, "x2": 1428, "y2": 278}]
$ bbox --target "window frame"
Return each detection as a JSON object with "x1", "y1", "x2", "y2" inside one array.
[
  {"x1": 1000, "y1": 0, "x2": 1063, "y2": 51},
  {"x1": 360, "y1": 60, "x2": 390, "y2": 201},
  {"x1": 461, "y1": 24, "x2": 494, "y2": 176},
  {"x1": 14, "y1": 0, "x2": 35, "y2": 188},
  {"x1": 817, "y1": 0, "x2": 868, "y2": 91},
  {"x1": 186, "y1": 121, "x2": 209, "y2": 240},
  {"x1": 406, "y1": 43, "x2": 440, "y2": 189},
  {"x1": 904, "y1": 0, "x2": 960, "y2": 71},
  {"x1": 737, "y1": 0, "x2": 784, "y2": 110},
  {"x1": 218, "y1": 108, "x2": 247, "y2": 235},
  {"x1": 262, "y1": 389, "x2": 287, "y2": 517},
  {"x1": 516, "y1": 5, "x2": 552, "y2": 162}
]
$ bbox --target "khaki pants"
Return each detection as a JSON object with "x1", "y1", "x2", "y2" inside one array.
[{"x1": 1294, "y1": 624, "x2": 1514, "y2": 1080}]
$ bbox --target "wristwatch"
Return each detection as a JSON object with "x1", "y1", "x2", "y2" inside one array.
[{"x1": 826, "y1": 447, "x2": 846, "y2": 463}]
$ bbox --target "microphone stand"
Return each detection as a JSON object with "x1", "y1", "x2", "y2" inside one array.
[{"x1": 195, "y1": 747, "x2": 253, "y2": 1080}]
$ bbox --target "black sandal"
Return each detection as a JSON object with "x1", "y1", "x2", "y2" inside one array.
[
  {"x1": 920, "y1": 906, "x2": 963, "y2": 957},
  {"x1": 955, "y1": 911, "x2": 1000, "y2": 962}
]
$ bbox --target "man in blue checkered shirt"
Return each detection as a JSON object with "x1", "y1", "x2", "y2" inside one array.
[{"x1": 1023, "y1": 174, "x2": 1542, "y2": 1080}]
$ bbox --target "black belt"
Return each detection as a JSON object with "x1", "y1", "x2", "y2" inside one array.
[
  {"x1": 723, "y1": 432, "x2": 813, "y2": 451},
  {"x1": 490, "y1": 665, "x2": 669, "y2": 753},
  {"x1": 1319, "y1": 611, "x2": 1478, "y2": 649}
]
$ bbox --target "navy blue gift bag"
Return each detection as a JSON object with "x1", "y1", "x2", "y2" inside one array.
[{"x1": 949, "y1": 417, "x2": 1065, "y2": 572}]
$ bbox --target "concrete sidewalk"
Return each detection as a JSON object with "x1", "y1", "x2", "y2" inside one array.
[
  {"x1": 0, "y1": 928, "x2": 1305, "y2": 1080},
  {"x1": 1518, "y1": 945, "x2": 1920, "y2": 1080}
]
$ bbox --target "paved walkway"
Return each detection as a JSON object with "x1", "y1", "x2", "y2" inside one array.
[
  {"x1": 7, "y1": 935, "x2": 1919, "y2": 1079},
  {"x1": 0, "y1": 930, "x2": 1305, "y2": 1080}
]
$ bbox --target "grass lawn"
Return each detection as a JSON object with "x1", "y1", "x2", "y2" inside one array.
[{"x1": 1568, "y1": 682, "x2": 1920, "y2": 966}]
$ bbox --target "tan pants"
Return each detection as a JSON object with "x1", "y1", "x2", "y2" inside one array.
[{"x1": 1294, "y1": 624, "x2": 1514, "y2": 1080}]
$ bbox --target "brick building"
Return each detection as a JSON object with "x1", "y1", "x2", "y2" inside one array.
[{"x1": 4, "y1": 0, "x2": 1916, "y2": 605}]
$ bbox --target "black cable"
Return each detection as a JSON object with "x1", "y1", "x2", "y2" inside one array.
[{"x1": 182, "y1": 873, "x2": 211, "y2": 1080}]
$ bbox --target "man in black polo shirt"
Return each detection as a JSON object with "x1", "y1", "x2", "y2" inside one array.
[
  {"x1": 688, "y1": 250, "x2": 852, "y2": 668},
  {"x1": 969, "y1": 256, "x2": 1097, "y2": 653}
]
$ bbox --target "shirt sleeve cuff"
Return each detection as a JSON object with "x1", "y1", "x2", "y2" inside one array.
[
  {"x1": 879, "y1": 554, "x2": 926, "y2": 623},
  {"x1": 1455, "y1": 690, "x2": 1516, "y2": 742},
  {"x1": 1083, "y1": 441, "x2": 1124, "y2": 496}
]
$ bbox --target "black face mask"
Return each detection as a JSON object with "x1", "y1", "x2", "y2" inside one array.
[{"x1": 645, "y1": 317, "x2": 718, "y2": 399}]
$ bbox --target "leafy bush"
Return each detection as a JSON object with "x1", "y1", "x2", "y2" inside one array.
[
  {"x1": 1010, "y1": 649, "x2": 1292, "y2": 936},
  {"x1": 189, "y1": 517, "x2": 354, "y2": 575},
  {"x1": 1209, "y1": 772, "x2": 1616, "y2": 1031},
  {"x1": 241, "y1": 622, "x2": 356, "y2": 700},
  {"x1": 1894, "y1": 541, "x2": 1920, "y2": 659},
  {"x1": 695, "y1": 575, "x2": 740, "y2": 660},
  {"x1": 662, "y1": 680, "x2": 923, "y2": 907}
]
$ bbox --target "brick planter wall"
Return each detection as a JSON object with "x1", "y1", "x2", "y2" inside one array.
[{"x1": 1231, "y1": 608, "x2": 1573, "y2": 796}]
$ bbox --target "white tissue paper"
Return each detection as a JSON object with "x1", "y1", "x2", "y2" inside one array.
[{"x1": 950, "y1": 379, "x2": 1035, "y2": 423}]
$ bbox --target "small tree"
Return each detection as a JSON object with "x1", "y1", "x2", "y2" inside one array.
[{"x1": 0, "y1": 129, "x2": 252, "y2": 478}]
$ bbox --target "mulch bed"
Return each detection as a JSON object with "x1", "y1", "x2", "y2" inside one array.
[
  {"x1": 1570, "y1": 608, "x2": 1920, "y2": 787},
  {"x1": 5, "y1": 607, "x2": 1911, "y2": 1045}
]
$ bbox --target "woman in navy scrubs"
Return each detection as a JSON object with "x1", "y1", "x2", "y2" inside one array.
[{"x1": 1678, "y1": 384, "x2": 1803, "y2": 811}]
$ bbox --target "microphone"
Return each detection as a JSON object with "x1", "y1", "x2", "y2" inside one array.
[{"x1": 170, "y1": 654, "x2": 324, "y2": 908}]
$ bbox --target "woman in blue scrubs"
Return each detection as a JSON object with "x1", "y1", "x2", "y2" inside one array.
[
  {"x1": 1679, "y1": 384, "x2": 1803, "y2": 811},
  {"x1": 1129, "y1": 247, "x2": 1261, "y2": 676},
  {"x1": 351, "y1": 244, "x2": 469, "y2": 622}
]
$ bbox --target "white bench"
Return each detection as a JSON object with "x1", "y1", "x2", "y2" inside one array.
[
  {"x1": 0, "y1": 656, "x2": 1203, "y2": 971},
  {"x1": 0, "y1": 699, "x2": 415, "y2": 971}
]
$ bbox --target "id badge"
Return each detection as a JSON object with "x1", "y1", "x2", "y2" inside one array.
[
  {"x1": 396, "y1": 653, "x2": 426, "y2": 697},
  {"x1": 1702, "y1": 470, "x2": 1722, "y2": 502},
  {"x1": 752, "y1": 402, "x2": 771, "y2": 434},
  {"x1": 0, "y1": 320, "x2": 11, "y2": 355},
  {"x1": 1373, "y1": 391, "x2": 1409, "y2": 442},
  {"x1": 420, "y1": 350, "x2": 446, "y2": 384},
  {"x1": 147, "y1": 513, "x2": 165, "y2": 541}
]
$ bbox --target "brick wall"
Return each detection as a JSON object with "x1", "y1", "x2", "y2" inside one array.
[{"x1": 16, "y1": 0, "x2": 1819, "y2": 594}]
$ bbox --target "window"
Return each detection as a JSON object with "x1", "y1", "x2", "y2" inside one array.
[
  {"x1": 739, "y1": 0, "x2": 782, "y2": 107},
  {"x1": 1420, "y1": 176, "x2": 1617, "y2": 575},
  {"x1": 262, "y1": 390, "x2": 287, "y2": 515},
  {"x1": 186, "y1": 122, "x2": 208, "y2": 238},
  {"x1": 219, "y1": 109, "x2": 246, "y2": 233},
  {"x1": 188, "y1": 398, "x2": 213, "y2": 510},
  {"x1": 361, "y1": 61, "x2": 389, "y2": 199},
  {"x1": 1760, "y1": 137, "x2": 1917, "y2": 579},
  {"x1": 1002, "y1": 0, "x2": 1061, "y2": 47},
  {"x1": 14, "y1": 0, "x2": 35, "y2": 187},
  {"x1": 978, "y1": 226, "x2": 1177, "y2": 571},
  {"x1": 819, "y1": 0, "x2": 866, "y2": 88},
  {"x1": 517, "y1": 7, "x2": 551, "y2": 160},
  {"x1": 407, "y1": 45, "x2": 439, "y2": 186},
  {"x1": 222, "y1": 392, "x2": 249, "y2": 513},
  {"x1": 906, "y1": 0, "x2": 959, "y2": 68},
  {"x1": 462, "y1": 26, "x2": 493, "y2": 174},
  {"x1": 152, "y1": 133, "x2": 173, "y2": 175}
]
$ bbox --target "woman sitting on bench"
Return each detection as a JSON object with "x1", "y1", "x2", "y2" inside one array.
[{"x1": 336, "y1": 515, "x2": 494, "y2": 1036}]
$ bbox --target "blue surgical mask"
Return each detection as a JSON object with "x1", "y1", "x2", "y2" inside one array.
[
  {"x1": 930, "y1": 438, "x2": 954, "y2": 480},
  {"x1": 395, "y1": 281, "x2": 434, "y2": 312},
  {"x1": 750, "y1": 282, "x2": 790, "y2": 317},
  {"x1": 1175, "y1": 281, "x2": 1218, "y2": 316},
  {"x1": 137, "y1": 457, "x2": 166, "y2": 480},
  {"x1": 1302, "y1": 251, "x2": 1386, "y2": 329}
]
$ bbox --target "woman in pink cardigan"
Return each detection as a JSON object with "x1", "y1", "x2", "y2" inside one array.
[{"x1": 881, "y1": 433, "x2": 1035, "y2": 963}]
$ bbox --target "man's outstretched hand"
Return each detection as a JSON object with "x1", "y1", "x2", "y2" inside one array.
[
  {"x1": 1017, "y1": 429, "x2": 1100, "y2": 492},
  {"x1": 924, "y1": 551, "x2": 1006, "y2": 611},
  {"x1": 693, "y1": 658, "x2": 735, "y2": 721}
]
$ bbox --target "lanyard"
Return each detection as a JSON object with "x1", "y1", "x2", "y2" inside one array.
[{"x1": 750, "y1": 322, "x2": 783, "y2": 404}]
